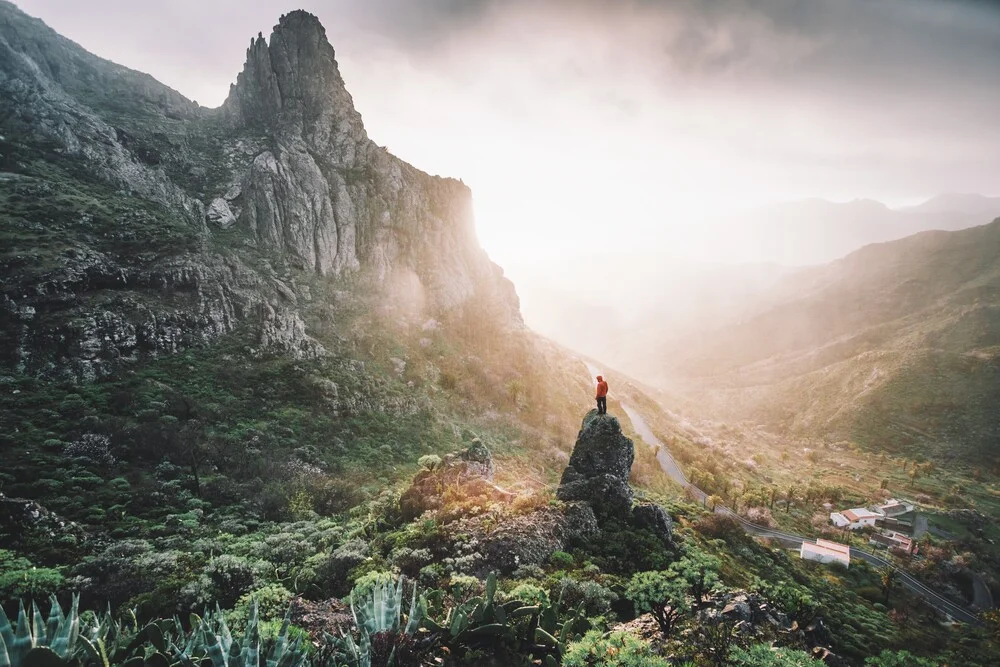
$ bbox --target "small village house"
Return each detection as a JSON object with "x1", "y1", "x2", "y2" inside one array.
[
  {"x1": 830, "y1": 508, "x2": 881, "y2": 529},
  {"x1": 869, "y1": 530, "x2": 914, "y2": 555},
  {"x1": 876, "y1": 499, "x2": 914, "y2": 518},
  {"x1": 801, "y1": 538, "x2": 851, "y2": 567}
]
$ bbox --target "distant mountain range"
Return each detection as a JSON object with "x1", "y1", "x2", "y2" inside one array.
[
  {"x1": 697, "y1": 193, "x2": 1000, "y2": 265},
  {"x1": 657, "y1": 218, "x2": 1000, "y2": 465},
  {"x1": 903, "y1": 193, "x2": 1000, "y2": 217},
  {"x1": 514, "y1": 193, "x2": 1000, "y2": 377}
]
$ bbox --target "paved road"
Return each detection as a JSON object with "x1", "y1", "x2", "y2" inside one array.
[
  {"x1": 972, "y1": 574, "x2": 995, "y2": 611},
  {"x1": 913, "y1": 515, "x2": 992, "y2": 609},
  {"x1": 605, "y1": 385, "x2": 984, "y2": 626}
]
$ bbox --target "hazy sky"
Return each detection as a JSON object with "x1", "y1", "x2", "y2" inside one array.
[{"x1": 12, "y1": 0, "x2": 1000, "y2": 267}]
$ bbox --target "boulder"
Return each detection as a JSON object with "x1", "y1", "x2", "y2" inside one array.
[
  {"x1": 399, "y1": 440, "x2": 511, "y2": 521},
  {"x1": 0, "y1": 494, "x2": 87, "y2": 554},
  {"x1": 564, "y1": 502, "x2": 600, "y2": 541},
  {"x1": 631, "y1": 503, "x2": 674, "y2": 544},
  {"x1": 721, "y1": 597, "x2": 754, "y2": 622},
  {"x1": 206, "y1": 197, "x2": 237, "y2": 228},
  {"x1": 459, "y1": 438, "x2": 495, "y2": 479},
  {"x1": 477, "y1": 508, "x2": 567, "y2": 575}
]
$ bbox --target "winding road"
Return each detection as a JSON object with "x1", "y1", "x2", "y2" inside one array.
[{"x1": 587, "y1": 365, "x2": 985, "y2": 625}]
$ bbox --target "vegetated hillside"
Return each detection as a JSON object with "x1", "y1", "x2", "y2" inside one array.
[
  {"x1": 0, "y1": 3, "x2": 605, "y2": 548},
  {"x1": 662, "y1": 220, "x2": 1000, "y2": 466}
]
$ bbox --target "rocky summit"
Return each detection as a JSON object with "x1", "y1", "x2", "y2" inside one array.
[
  {"x1": 558, "y1": 411, "x2": 673, "y2": 544},
  {"x1": 557, "y1": 410, "x2": 636, "y2": 517}
]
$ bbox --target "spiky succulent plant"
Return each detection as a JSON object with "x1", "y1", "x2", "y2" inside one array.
[{"x1": 0, "y1": 594, "x2": 81, "y2": 667}]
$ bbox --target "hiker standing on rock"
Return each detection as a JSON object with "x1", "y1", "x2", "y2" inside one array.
[{"x1": 595, "y1": 375, "x2": 609, "y2": 415}]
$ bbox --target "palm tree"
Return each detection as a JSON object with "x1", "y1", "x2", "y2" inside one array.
[{"x1": 880, "y1": 565, "x2": 899, "y2": 604}]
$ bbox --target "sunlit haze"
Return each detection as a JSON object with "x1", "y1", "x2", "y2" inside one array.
[{"x1": 14, "y1": 0, "x2": 1000, "y2": 353}]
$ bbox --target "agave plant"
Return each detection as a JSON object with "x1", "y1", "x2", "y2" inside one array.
[
  {"x1": 531, "y1": 590, "x2": 591, "y2": 662},
  {"x1": 424, "y1": 572, "x2": 591, "y2": 664},
  {"x1": 426, "y1": 572, "x2": 538, "y2": 648},
  {"x1": 77, "y1": 605, "x2": 173, "y2": 667},
  {"x1": 331, "y1": 577, "x2": 426, "y2": 667},
  {"x1": 0, "y1": 594, "x2": 81, "y2": 667},
  {"x1": 170, "y1": 601, "x2": 306, "y2": 667}
]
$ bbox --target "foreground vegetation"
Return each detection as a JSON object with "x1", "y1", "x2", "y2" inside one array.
[{"x1": 4, "y1": 450, "x2": 999, "y2": 666}]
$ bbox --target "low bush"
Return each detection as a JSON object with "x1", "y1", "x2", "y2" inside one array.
[
  {"x1": 556, "y1": 577, "x2": 617, "y2": 616},
  {"x1": 562, "y1": 630, "x2": 667, "y2": 666}
]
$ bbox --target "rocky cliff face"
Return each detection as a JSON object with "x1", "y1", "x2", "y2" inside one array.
[
  {"x1": 220, "y1": 10, "x2": 515, "y2": 313},
  {"x1": 0, "y1": 3, "x2": 520, "y2": 380}
]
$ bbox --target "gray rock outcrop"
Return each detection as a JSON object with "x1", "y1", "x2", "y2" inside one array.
[
  {"x1": 1, "y1": 493, "x2": 88, "y2": 553},
  {"x1": 557, "y1": 410, "x2": 635, "y2": 518},
  {"x1": 398, "y1": 440, "x2": 513, "y2": 521},
  {"x1": 557, "y1": 410, "x2": 673, "y2": 543},
  {"x1": 206, "y1": 198, "x2": 237, "y2": 228},
  {"x1": 219, "y1": 10, "x2": 521, "y2": 320}
]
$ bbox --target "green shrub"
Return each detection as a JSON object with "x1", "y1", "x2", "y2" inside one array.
[
  {"x1": 506, "y1": 582, "x2": 548, "y2": 606},
  {"x1": 549, "y1": 551, "x2": 575, "y2": 570},
  {"x1": 562, "y1": 630, "x2": 667, "y2": 666},
  {"x1": 448, "y1": 573, "x2": 483, "y2": 601},
  {"x1": 571, "y1": 524, "x2": 674, "y2": 574},
  {"x1": 348, "y1": 570, "x2": 396, "y2": 605},
  {"x1": 864, "y1": 650, "x2": 938, "y2": 667},
  {"x1": 729, "y1": 643, "x2": 825, "y2": 665},
  {"x1": 625, "y1": 571, "x2": 689, "y2": 638},
  {"x1": 227, "y1": 583, "x2": 294, "y2": 632},
  {"x1": 556, "y1": 577, "x2": 617, "y2": 616},
  {"x1": 205, "y1": 554, "x2": 258, "y2": 607},
  {"x1": 418, "y1": 454, "x2": 442, "y2": 471},
  {"x1": 108, "y1": 477, "x2": 131, "y2": 492},
  {"x1": 0, "y1": 568, "x2": 65, "y2": 602},
  {"x1": 419, "y1": 563, "x2": 446, "y2": 589}
]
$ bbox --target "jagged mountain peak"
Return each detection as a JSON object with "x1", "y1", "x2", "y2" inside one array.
[
  {"x1": 0, "y1": 3, "x2": 521, "y2": 380},
  {"x1": 224, "y1": 9, "x2": 365, "y2": 144}
]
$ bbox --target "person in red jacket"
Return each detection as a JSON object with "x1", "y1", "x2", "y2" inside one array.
[{"x1": 595, "y1": 375, "x2": 609, "y2": 415}]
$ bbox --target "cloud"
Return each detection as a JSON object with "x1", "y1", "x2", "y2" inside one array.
[{"x1": 10, "y1": 0, "x2": 1000, "y2": 269}]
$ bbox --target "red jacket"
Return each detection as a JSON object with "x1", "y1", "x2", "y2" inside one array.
[{"x1": 596, "y1": 376, "x2": 608, "y2": 398}]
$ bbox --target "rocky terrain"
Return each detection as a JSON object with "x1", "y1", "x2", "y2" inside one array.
[{"x1": 0, "y1": 3, "x2": 519, "y2": 381}]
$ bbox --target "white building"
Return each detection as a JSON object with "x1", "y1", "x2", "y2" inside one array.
[
  {"x1": 876, "y1": 499, "x2": 914, "y2": 518},
  {"x1": 801, "y1": 539, "x2": 851, "y2": 567},
  {"x1": 830, "y1": 508, "x2": 881, "y2": 529}
]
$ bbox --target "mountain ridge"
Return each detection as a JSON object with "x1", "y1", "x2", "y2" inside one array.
[
  {"x1": 659, "y1": 218, "x2": 1000, "y2": 465},
  {"x1": 0, "y1": 3, "x2": 520, "y2": 381}
]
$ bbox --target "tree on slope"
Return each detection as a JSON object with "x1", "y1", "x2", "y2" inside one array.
[{"x1": 626, "y1": 570, "x2": 690, "y2": 638}]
